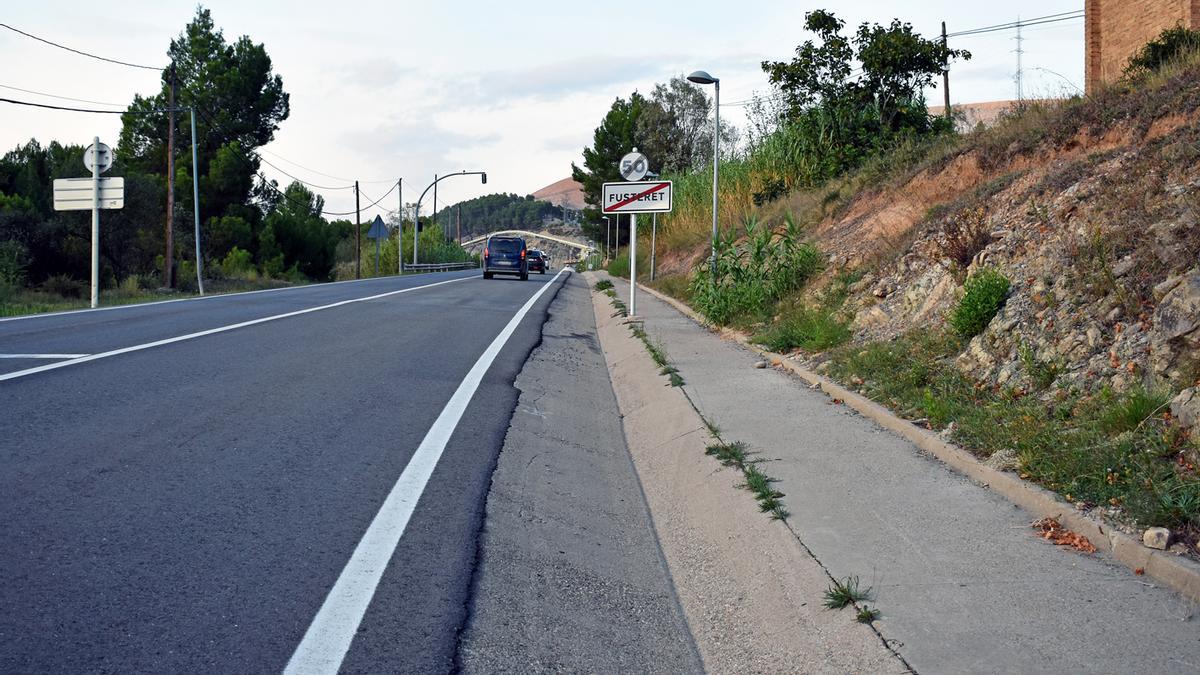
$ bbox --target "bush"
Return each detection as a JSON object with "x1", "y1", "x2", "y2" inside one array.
[
  {"x1": 949, "y1": 268, "x2": 1009, "y2": 338},
  {"x1": 221, "y1": 246, "x2": 255, "y2": 278},
  {"x1": 0, "y1": 240, "x2": 28, "y2": 286},
  {"x1": 1125, "y1": 25, "x2": 1200, "y2": 78},
  {"x1": 593, "y1": 279, "x2": 613, "y2": 291},
  {"x1": 40, "y1": 274, "x2": 85, "y2": 299},
  {"x1": 936, "y1": 206, "x2": 992, "y2": 269},
  {"x1": 689, "y1": 215, "x2": 822, "y2": 325},
  {"x1": 753, "y1": 304, "x2": 851, "y2": 352}
]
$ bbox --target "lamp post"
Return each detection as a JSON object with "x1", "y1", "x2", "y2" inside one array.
[
  {"x1": 412, "y1": 171, "x2": 486, "y2": 265},
  {"x1": 687, "y1": 70, "x2": 720, "y2": 278}
]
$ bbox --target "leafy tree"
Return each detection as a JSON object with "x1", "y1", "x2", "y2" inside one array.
[
  {"x1": 759, "y1": 10, "x2": 969, "y2": 179},
  {"x1": 261, "y1": 182, "x2": 342, "y2": 280},
  {"x1": 119, "y1": 6, "x2": 290, "y2": 265},
  {"x1": 572, "y1": 93, "x2": 646, "y2": 246},
  {"x1": 636, "y1": 76, "x2": 714, "y2": 174}
]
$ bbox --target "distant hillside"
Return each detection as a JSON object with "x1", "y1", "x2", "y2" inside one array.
[
  {"x1": 432, "y1": 193, "x2": 559, "y2": 239},
  {"x1": 532, "y1": 177, "x2": 585, "y2": 210}
]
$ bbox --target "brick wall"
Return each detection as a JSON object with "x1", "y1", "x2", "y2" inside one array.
[{"x1": 1086, "y1": 0, "x2": 1200, "y2": 92}]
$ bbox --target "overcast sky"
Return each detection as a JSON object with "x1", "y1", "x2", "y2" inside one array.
[{"x1": 1, "y1": 1, "x2": 1085, "y2": 220}]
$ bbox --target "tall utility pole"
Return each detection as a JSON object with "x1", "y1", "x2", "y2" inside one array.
[
  {"x1": 432, "y1": 173, "x2": 438, "y2": 238},
  {"x1": 354, "y1": 180, "x2": 361, "y2": 279},
  {"x1": 456, "y1": 204, "x2": 462, "y2": 245},
  {"x1": 941, "y1": 22, "x2": 951, "y2": 119},
  {"x1": 165, "y1": 63, "x2": 176, "y2": 288},
  {"x1": 1015, "y1": 16, "x2": 1025, "y2": 103}
]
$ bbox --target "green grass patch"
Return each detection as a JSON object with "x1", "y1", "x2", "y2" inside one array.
[
  {"x1": 706, "y1": 440, "x2": 749, "y2": 469},
  {"x1": 856, "y1": 606, "x2": 881, "y2": 623},
  {"x1": 824, "y1": 577, "x2": 871, "y2": 609},
  {"x1": 593, "y1": 279, "x2": 614, "y2": 291},
  {"x1": 753, "y1": 304, "x2": 851, "y2": 353},
  {"x1": 825, "y1": 329, "x2": 1200, "y2": 532}
]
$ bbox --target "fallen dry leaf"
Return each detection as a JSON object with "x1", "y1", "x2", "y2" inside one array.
[
  {"x1": 1134, "y1": 567, "x2": 1145, "y2": 576},
  {"x1": 1031, "y1": 516, "x2": 1097, "y2": 554}
]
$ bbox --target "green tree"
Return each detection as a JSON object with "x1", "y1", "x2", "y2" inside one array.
[
  {"x1": 760, "y1": 10, "x2": 969, "y2": 177},
  {"x1": 571, "y1": 93, "x2": 646, "y2": 246},
  {"x1": 636, "y1": 76, "x2": 714, "y2": 174},
  {"x1": 119, "y1": 6, "x2": 290, "y2": 263},
  {"x1": 262, "y1": 182, "x2": 341, "y2": 280}
]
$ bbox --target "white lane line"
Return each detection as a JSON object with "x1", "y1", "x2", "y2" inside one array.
[
  {"x1": 0, "y1": 277, "x2": 471, "y2": 383},
  {"x1": 0, "y1": 269, "x2": 478, "y2": 324},
  {"x1": 0, "y1": 354, "x2": 89, "y2": 359},
  {"x1": 284, "y1": 268, "x2": 568, "y2": 675}
]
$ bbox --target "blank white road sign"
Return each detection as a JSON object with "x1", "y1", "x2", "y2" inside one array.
[
  {"x1": 53, "y1": 177, "x2": 125, "y2": 211},
  {"x1": 601, "y1": 180, "x2": 672, "y2": 214}
]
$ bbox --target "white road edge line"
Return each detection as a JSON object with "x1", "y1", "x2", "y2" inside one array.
[
  {"x1": 0, "y1": 269, "x2": 478, "y2": 324},
  {"x1": 284, "y1": 268, "x2": 569, "y2": 675},
  {"x1": 0, "y1": 354, "x2": 89, "y2": 359},
  {"x1": 0, "y1": 277, "x2": 471, "y2": 383}
]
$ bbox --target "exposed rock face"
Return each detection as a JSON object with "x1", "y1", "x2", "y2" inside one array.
[
  {"x1": 1151, "y1": 272, "x2": 1200, "y2": 382},
  {"x1": 1171, "y1": 388, "x2": 1200, "y2": 429}
]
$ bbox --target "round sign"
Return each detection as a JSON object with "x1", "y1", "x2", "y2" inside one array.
[
  {"x1": 84, "y1": 143, "x2": 113, "y2": 174},
  {"x1": 619, "y1": 151, "x2": 649, "y2": 181}
]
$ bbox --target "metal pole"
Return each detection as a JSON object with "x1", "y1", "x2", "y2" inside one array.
[
  {"x1": 90, "y1": 135, "x2": 99, "y2": 309},
  {"x1": 355, "y1": 180, "x2": 361, "y2": 279},
  {"x1": 165, "y1": 65, "x2": 176, "y2": 288},
  {"x1": 403, "y1": 178, "x2": 408, "y2": 276},
  {"x1": 375, "y1": 231, "x2": 380, "y2": 276},
  {"x1": 710, "y1": 79, "x2": 720, "y2": 278},
  {"x1": 629, "y1": 213, "x2": 637, "y2": 316},
  {"x1": 605, "y1": 217, "x2": 610, "y2": 261},
  {"x1": 941, "y1": 22, "x2": 951, "y2": 119},
  {"x1": 650, "y1": 212, "x2": 657, "y2": 281},
  {"x1": 190, "y1": 109, "x2": 204, "y2": 295},
  {"x1": 432, "y1": 173, "x2": 438, "y2": 237},
  {"x1": 412, "y1": 201, "x2": 420, "y2": 265}
]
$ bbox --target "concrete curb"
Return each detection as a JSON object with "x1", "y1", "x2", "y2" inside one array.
[
  {"x1": 585, "y1": 272, "x2": 906, "y2": 673},
  {"x1": 633, "y1": 277, "x2": 1200, "y2": 605}
]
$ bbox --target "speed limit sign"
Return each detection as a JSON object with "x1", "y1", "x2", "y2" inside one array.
[{"x1": 619, "y1": 150, "x2": 649, "y2": 181}]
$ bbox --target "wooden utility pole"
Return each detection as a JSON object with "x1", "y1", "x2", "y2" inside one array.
[
  {"x1": 165, "y1": 64, "x2": 177, "y2": 287},
  {"x1": 355, "y1": 180, "x2": 361, "y2": 279},
  {"x1": 942, "y1": 22, "x2": 951, "y2": 119},
  {"x1": 456, "y1": 204, "x2": 462, "y2": 245}
]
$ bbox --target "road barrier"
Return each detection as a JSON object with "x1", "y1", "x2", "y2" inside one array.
[{"x1": 404, "y1": 261, "x2": 480, "y2": 273}]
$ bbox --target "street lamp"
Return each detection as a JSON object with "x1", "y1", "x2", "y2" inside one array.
[
  {"x1": 411, "y1": 171, "x2": 486, "y2": 266},
  {"x1": 688, "y1": 69, "x2": 720, "y2": 278}
]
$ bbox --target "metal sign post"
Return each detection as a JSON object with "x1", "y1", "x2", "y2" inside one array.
[
  {"x1": 53, "y1": 139, "x2": 122, "y2": 308},
  {"x1": 90, "y1": 136, "x2": 100, "y2": 308},
  {"x1": 604, "y1": 151, "x2": 673, "y2": 318},
  {"x1": 650, "y1": 212, "x2": 657, "y2": 281},
  {"x1": 366, "y1": 215, "x2": 389, "y2": 276}
]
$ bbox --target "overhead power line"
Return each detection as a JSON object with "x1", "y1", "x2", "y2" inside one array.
[
  {"x1": 0, "y1": 22, "x2": 161, "y2": 71},
  {"x1": 0, "y1": 82, "x2": 126, "y2": 107},
  {"x1": 948, "y1": 11, "x2": 1083, "y2": 38},
  {"x1": 258, "y1": 155, "x2": 355, "y2": 191},
  {"x1": 0, "y1": 96, "x2": 166, "y2": 114}
]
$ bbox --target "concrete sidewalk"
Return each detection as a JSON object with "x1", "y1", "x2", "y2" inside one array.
[{"x1": 608, "y1": 277, "x2": 1200, "y2": 674}]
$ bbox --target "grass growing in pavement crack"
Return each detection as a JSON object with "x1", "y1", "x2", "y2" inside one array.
[
  {"x1": 706, "y1": 440, "x2": 750, "y2": 469},
  {"x1": 705, "y1": 441, "x2": 790, "y2": 520},
  {"x1": 593, "y1": 279, "x2": 614, "y2": 291},
  {"x1": 824, "y1": 576, "x2": 871, "y2": 609},
  {"x1": 856, "y1": 606, "x2": 881, "y2": 623}
]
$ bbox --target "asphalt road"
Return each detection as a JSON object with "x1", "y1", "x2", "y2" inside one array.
[{"x1": 0, "y1": 269, "x2": 573, "y2": 672}]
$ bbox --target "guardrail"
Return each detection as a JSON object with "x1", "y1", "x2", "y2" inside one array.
[{"x1": 403, "y1": 261, "x2": 480, "y2": 273}]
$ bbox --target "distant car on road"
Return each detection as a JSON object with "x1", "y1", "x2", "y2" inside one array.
[
  {"x1": 483, "y1": 235, "x2": 528, "y2": 280},
  {"x1": 527, "y1": 249, "x2": 547, "y2": 274}
]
